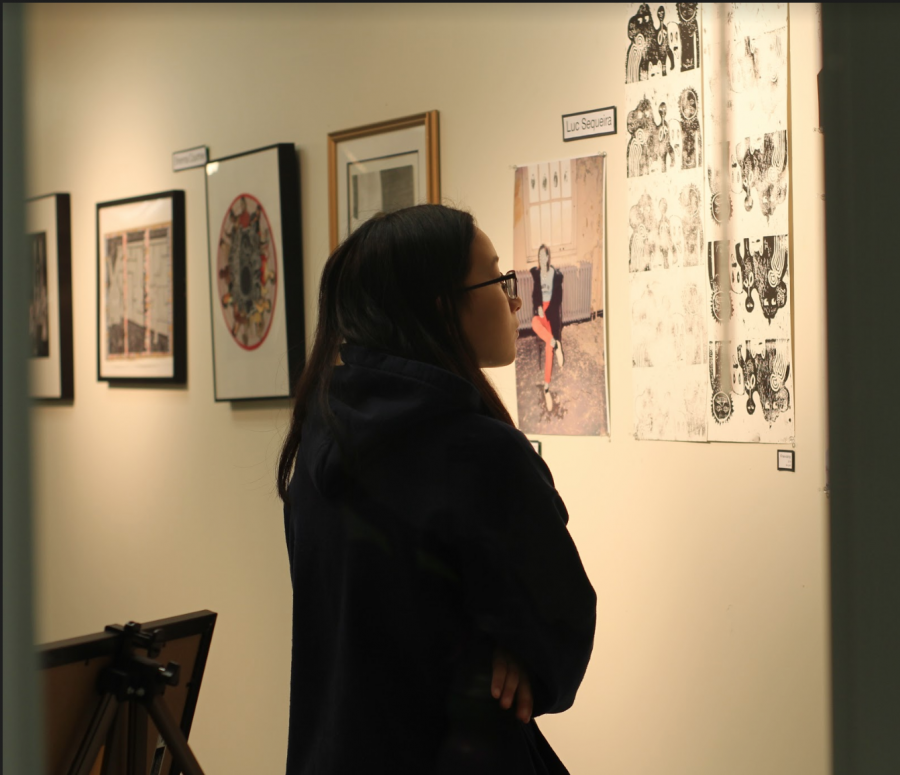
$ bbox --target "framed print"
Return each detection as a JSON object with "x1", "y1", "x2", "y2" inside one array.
[
  {"x1": 27, "y1": 193, "x2": 74, "y2": 400},
  {"x1": 97, "y1": 191, "x2": 186, "y2": 383},
  {"x1": 205, "y1": 143, "x2": 304, "y2": 402},
  {"x1": 328, "y1": 111, "x2": 440, "y2": 250}
]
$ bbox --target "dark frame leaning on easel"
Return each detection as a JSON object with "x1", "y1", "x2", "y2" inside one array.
[{"x1": 39, "y1": 610, "x2": 216, "y2": 775}]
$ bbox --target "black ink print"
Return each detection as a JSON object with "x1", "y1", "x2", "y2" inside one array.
[
  {"x1": 627, "y1": 97, "x2": 677, "y2": 177},
  {"x1": 657, "y1": 198, "x2": 672, "y2": 268},
  {"x1": 553, "y1": 171, "x2": 559, "y2": 188},
  {"x1": 677, "y1": 2, "x2": 700, "y2": 71},
  {"x1": 737, "y1": 340, "x2": 791, "y2": 423},
  {"x1": 732, "y1": 131, "x2": 788, "y2": 219},
  {"x1": 736, "y1": 236, "x2": 788, "y2": 321},
  {"x1": 657, "y1": 102, "x2": 676, "y2": 171},
  {"x1": 707, "y1": 240, "x2": 734, "y2": 322},
  {"x1": 707, "y1": 165, "x2": 733, "y2": 225},
  {"x1": 629, "y1": 192, "x2": 657, "y2": 271},
  {"x1": 679, "y1": 184, "x2": 703, "y2": 266},
  {"x1": 709, "y1": 341, "x2": 734, "y2": 424},
  {"x1": 626, "y1": 4, "x2": 686, "y2": 83},
  {"x1": 625, "y1": 4, "x2": 655, "y2": 83},
  {"x1": 678, "y1": 87, "x2": 701, "y2": 169}
]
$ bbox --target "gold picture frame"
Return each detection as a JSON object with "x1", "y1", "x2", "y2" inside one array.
[{"x1": 328, "y1": 111, "x2": 440, "y2": 251}]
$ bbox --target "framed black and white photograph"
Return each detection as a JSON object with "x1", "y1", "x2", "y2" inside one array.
[
  {"x1": 27, "y1": 193, "x2": 74, "y2": 400},
  {"x1": 205, "y1": 143, "x2": 304, "y2": 401},
  {"x1": 328, "y1": 111, "x2": 440, "y2": 250},
  {"x1": 97, "y1": 191, "x2": 186, "y2": 383}
]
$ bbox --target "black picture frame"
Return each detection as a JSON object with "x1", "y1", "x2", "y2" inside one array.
[
  {"x1": 26, "y1": 192, "x2": 74, "y2": 400},
  {"x1": 39, "y1": 610, "x2": 216, "y2": 775},
  {"x1": 96, "y1": 190, "x2": 187, "y2": 384},
  {"x1": 204, "y1": 143, "x2": 304, "y2": 402}
]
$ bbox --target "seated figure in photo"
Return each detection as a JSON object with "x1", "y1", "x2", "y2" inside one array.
[{"x1": 530, "y1": 244, "x2": 565, "y2": 412}]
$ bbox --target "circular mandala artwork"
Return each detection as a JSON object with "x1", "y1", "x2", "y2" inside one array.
[
  {"x1": 711, "y1": 391, "x2": 733, "y2": 424},
  {"x1": 217, "y1": 194, "x2": 277, "y2": 350}
]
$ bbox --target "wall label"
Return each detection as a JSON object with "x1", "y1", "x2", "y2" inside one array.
[
  {"x1": 777, "y1": 450, "x2": 795, "y2": 472},
  {"x1": 562, "y1": 107, "x2": 617, "y2": 142},
  {"x1": 172, "y1": 145, "x2": 208, "y2": 171}
]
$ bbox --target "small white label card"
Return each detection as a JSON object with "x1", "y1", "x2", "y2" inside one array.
[
  {"x1": 172, "y1": 145, "x2": 208, "y2": 171},
  {"x1": 777, "y1": 450, "x2": 795, "y2": 472},
  {"x1": 562, "y1": 107, "x2": 617, "y2": 142}
]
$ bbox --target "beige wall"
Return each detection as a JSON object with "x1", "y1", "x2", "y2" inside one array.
[{"x1": 25, "y1": 4, "x2": 829, "y2": 774}]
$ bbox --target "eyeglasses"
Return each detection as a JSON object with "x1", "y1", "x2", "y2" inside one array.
[{"x1": 460, "y1": 270, "x2": 518, "y2": 301}]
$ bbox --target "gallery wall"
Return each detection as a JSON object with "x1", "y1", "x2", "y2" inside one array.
[{"x1": 24, "y1": 4, "x2": 829, "y2": 775}]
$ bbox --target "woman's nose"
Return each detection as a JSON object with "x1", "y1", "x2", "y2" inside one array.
[{"x1": 511, "y1": 295, "x2": 523, "y2": 313}]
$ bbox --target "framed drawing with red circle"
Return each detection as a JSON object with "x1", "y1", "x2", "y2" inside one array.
[{"x1": 205, "y1": 144, "x2": 304, "y2": 401}]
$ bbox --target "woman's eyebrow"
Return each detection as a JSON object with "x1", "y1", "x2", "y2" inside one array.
[{"x1": 492, "y1": 256, "x2": 500, "y2": 264}]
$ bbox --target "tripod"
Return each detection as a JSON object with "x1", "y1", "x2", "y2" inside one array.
[{"x1": 66, "y1": 621, "x2": 205, "y2": 775}]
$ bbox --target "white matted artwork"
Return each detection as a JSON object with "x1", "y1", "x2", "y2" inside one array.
[
  {"x1": 97, "y1": 191, "x2": 185, "y2": 383},
  {"x1": 205, "y1": 143, "x2": 304, "y2": 401},
  {"x1": 27, "y1": 193, "x2": 73, "y2": 399},
  {"x1": 328, "y1": 111, "x2": 440, "y2": 250}
]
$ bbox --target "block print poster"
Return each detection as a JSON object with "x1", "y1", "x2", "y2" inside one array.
[
  {"x1": 625, "y1": 2, "x2": 708, "y2": 441},
  {"x1": 215, "y1": 194, "x2": 278, "y2": 350},
  {"x1": 625, "y1": 2, "x2": 701, "y2": 83},
  {"x1": 512, "y1": 155, "x2": 609, "y2": 436},
  {"x1": 703, "y1": 3, "x2": 794, "y2": 442}
]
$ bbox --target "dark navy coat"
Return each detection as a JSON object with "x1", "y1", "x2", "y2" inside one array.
[{"x1": 284, "y1": 345, "x2": 596, "y2": 774}]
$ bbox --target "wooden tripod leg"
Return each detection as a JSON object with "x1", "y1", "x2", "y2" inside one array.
[
  {"x1": 67, "y1": 693, "x2": 119, "y2": 775},
  {"x1": 144, "y1": 696, "x2": 205, "y2": 775}
]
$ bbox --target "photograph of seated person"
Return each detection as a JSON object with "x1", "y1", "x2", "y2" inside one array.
[
  {"x1": 277, "y1": 204, "x2": 596, "y2": 774},
  {"x1": 530, "y1": 244, "x2": 565, "y2": 412}
]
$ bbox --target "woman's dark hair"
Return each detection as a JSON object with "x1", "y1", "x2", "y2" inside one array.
[
  {"x1": 276, "y1": 204, "x2": 515, "y2": 503},
  {"x1": 538, "y1": 244, "x2": 551, "y2": 262}
]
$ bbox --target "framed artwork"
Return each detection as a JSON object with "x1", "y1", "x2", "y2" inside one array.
[
  {"x1": 328, "y1": 111, "x2": 440, "y2": 250},
  {"x1": 97, "y1": 191, "x2": 186, "y2": 383},
  {"x1": 205, "y1": 143, "x2": 304, "y2": 401},
  {"x1": 27, "y1": 193, "x2": 74, "y2": 400}
]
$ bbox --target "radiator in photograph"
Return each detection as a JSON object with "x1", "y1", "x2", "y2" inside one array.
[{"x1": 515, "y1": 261, "x2": 594, "y2": 331}]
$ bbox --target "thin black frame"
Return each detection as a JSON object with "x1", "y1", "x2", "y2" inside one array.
[
  {"x1": 96, "y1": 190, "x2": 187, "y2": 384},
  {"x1": 27, "y1": 192, "x2": 74, "y2": 400},
  {"x1": 461, "y1": 270, "x2": 518, "y2": 300},
  {"x1": 204, "y1": 143, "x2": 304, "y2": 402},
  {"x1": 39, "y1": 610, "x2": 216, "y2": 775},
  {"x1": 561, "y1": 106, "x2": 617, "y2": 142}
]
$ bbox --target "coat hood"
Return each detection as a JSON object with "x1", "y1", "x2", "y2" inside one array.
[{"x1": 300, "y1": 345, "x2": 487, "y2": 496}]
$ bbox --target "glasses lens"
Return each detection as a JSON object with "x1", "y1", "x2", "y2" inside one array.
[{"x1": 505, "y1": 272, "x2": 517, "y2": 300}]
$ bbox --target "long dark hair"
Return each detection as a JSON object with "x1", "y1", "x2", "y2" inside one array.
[{"x1": 276, "y1": 204, "x2": 515, "y2": 503}]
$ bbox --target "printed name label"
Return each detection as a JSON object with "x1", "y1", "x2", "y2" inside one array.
[
  {"x1": 562, "y1": 107, "x2": 617, "y2": 142},
  {"x1": 172, "y1": 146, "x2": 208, "y2": 171}
]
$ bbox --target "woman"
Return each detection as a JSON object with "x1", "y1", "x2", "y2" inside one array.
[
  {"x1": 530, "y1": 245, "x2": 565, "y2": 413},
  {"x1": 277, "y1": 205, "x2": 595, "y2": 774}
]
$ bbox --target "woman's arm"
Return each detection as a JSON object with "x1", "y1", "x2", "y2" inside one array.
[{"x1": 445, "y1": 426, "x2": 597, "y2": 716}]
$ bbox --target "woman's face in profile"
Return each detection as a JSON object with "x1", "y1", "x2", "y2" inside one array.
[{"x1": 458, "y1": 227, "x2": 522, "y2": 368}]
